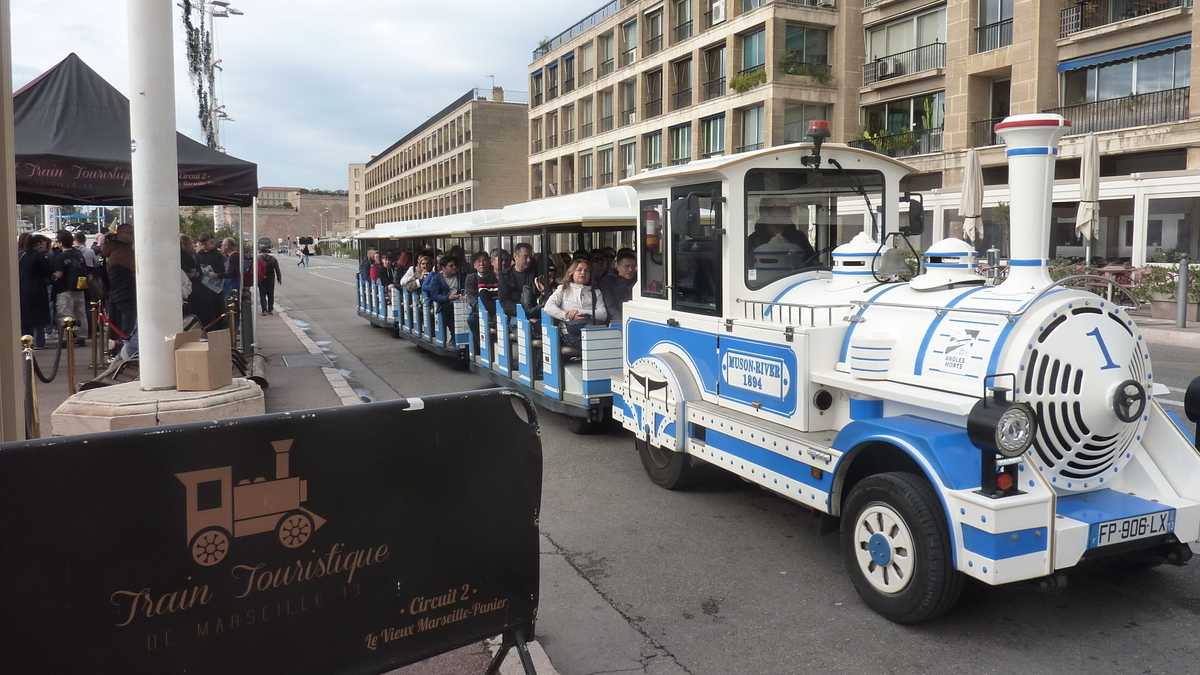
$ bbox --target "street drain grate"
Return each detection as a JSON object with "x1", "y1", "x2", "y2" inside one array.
[{"x1": 280, "y1": 353, "x2": 333, "y2": 368}]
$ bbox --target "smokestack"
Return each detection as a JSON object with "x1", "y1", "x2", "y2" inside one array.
[
  {"x1": 995, "y1": 114, "x2": 1070, "y2": 292},
  {"x1": 272, "y1": 439, "x2": 293, "y2": 480},
  {"x1": 492, "y1": 86, "x2": 505, "y2": 103}
]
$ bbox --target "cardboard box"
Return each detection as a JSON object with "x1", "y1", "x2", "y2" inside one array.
[{"x1": 173, "y1": 329, "x2": 232, "y2": 392}]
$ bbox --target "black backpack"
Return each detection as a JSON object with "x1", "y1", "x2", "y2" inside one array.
[{"x1": 61, "y1": 249, "x2": 88, "y2": 291}]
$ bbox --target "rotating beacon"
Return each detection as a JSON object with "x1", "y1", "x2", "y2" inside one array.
[{"x1": 613, "y1": 113, "x2": 1200, "y2": 623}]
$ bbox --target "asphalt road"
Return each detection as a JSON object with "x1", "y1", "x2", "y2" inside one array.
[{"x1": 280, "y1": 257, "x2": 1200, "y2": 675}]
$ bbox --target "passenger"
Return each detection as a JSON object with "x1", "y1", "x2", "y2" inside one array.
[
  {"x1": 464, "y1": 251, "x2": 498, "y2": 338},
  {"x1": 423, "y1": 254, "x2": 466, "y2": 330},
  {"x1": 571, "y1": 248, "x2": 590, "y2": 262},
  {"x1": 590, "y1": 249, "x2": 615, "y2": 286},
  {"x1": 399, "y1": 252, "x2": 434, "y2": 293},
  {"x1": 600, "y1": 248, "x2": 637, "y2": 324},
  {"x1": 396, "y1": 250, "x2": 412, "y2": 272},
  {"x1": 360, "y1": 248, "x2": 376, "y2": 280},
  {"x1": 499, "y1": 242, "x2": 540, "y2": 317},
  {"x1": 490, "y1": 248, "x2": 512, "y2": 277},
  {"x1": 543, "y1": 258, "x2": 608, "y2": 350}
]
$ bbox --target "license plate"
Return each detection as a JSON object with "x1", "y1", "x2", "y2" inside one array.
[{"x1": 1092, "y1": 510, "x2": 1175, "y2": 548}]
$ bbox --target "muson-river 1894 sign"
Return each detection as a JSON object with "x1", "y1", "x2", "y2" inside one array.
[{"x1": 0, "y1": 389, "x2": 542, "y2": 674}]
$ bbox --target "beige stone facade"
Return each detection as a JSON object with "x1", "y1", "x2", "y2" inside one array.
[
  {"x1": 252, "y1": 188, "x2": 349, "y2": 248},
  {"x1": 363, "y1": 88, "x2": 529, "y2": 228},
  {"x1": 528, "y1": 0, "x2": 1200, "y2": 264},
  {"x1": 348, "y1": 163, "x2": 366, "y2": 233}
]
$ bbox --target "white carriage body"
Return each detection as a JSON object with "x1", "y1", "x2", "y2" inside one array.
[{"x1": 612, "y1": 120, "x2": 1200, "y2": 593}]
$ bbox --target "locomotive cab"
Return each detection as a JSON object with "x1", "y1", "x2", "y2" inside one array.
[{"x1": 613, "y1": 116, "x2": 1200, "y2": 624}]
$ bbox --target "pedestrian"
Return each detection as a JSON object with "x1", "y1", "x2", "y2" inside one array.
[
  {"x1": 194, "y1": 233, "x2": 226, "y2": 329},
  {"x1": 51, "y1": 230, "x2": 89, "y2": 346},
  {"x1": 220, "y1": 238, "x2": 241, "y2": 308},
  {"x1": 298, "y1": 241, "x2": 312, "y2": 268},
  {"x1": 18, "y1": 234, "x2": 53, "y2": 348},
  {"x1": 180, "y1": 235, "x2": 199, "y2": 319},
  {"x1": 257, "y1": 245, "x2": 282, "y2": 315},
  {"x1": 101, "y1": 223, "x2": 136, "y2": 348}
]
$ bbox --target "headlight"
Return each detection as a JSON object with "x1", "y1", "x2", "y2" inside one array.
[{"x1": 969, "y1": 398, "x2": 1037, "y2": 459}]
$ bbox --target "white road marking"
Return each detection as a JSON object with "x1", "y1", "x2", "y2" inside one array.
[
  {"x1": 1157, "y1": 399, "x2": 1185, "y2": 407},
  {"x1": 307, "y1": 271, "x2": 354, "y2": 286}
]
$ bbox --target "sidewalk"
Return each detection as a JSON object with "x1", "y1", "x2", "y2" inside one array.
[{"x1": 1133, "y1": 315, "x2": 1200, "y2": 348}]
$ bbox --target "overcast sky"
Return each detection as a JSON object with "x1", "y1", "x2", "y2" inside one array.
[{"x1": 13, "y1": 0, "x2": 591, "y2": 190}]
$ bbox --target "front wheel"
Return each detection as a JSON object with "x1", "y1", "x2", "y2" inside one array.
[
  {"x1": 636, "y1": 434, "x2": 693, "y2": 490},
  {"x1": 841, "y1": 472, "x2": 962, "y2": 624}
]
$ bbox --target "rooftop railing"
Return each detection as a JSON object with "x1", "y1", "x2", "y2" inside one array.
[
  {"x1": 1044, "y1": 86, "x2": 1189, "y2": 135},
  {"x1": 1059, "y1": 0, "x2": 1185, "y2": 38},
  {"x1": 532, "y1": 0, "x2": 621, "y2": 61},
  {"x1": 863, "y1": 42, "x2": 945, "y2": 85}
]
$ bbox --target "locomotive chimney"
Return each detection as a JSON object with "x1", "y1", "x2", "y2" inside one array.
[
  {"x1": 994, "y1": 114, "x2": 1070, "y2": 292},
  {"x1": 272, "y1": 439, "x2": 293, "y2": 480}
]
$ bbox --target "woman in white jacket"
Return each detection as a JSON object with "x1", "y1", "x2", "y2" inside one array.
[{"x1": 543, "y1": 259, "x2": 608, "y2": 325}]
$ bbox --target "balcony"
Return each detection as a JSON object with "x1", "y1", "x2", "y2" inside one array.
[
  {"x1": 848, "y1": 127, "x2": 943, "y2": 158},
  {"x1": 1059, "y1": 0, "x2": 1185, "y2": 38},
  {"x1": 1044, "y1": 86, "x2": 1189, "y2": 135},
  {"x1": 700, "y1": 149, "x2": 724, "y2": 159},
  {"x1": 779, "y1": 55, "x2": 832, "y2": 82},
  {"x1": 974, "y1": 18, "x2": 1013, "y2": 54},
  {"x1": 971, "y1": 116, "x2": 1006, "y2": 147},
  {"x1": 733, "y1": 64, "x2": 766, "y2": 92},
  {"x1": 736, "y1": 142, "x2": 764, "y2": 153},
  {"x1": 645, "y1": 97, "x2": 663, "y2": 118},
  {"x1": 600, "y1": 58, "x2": 615, "y2": 77},
  {"x1": 548, "y1": 134, "x2": 558, "y2": 148},
  {"x1": 564, "y1": 128, "x2": 575, "y2": 143},
  {"x1": 548, "y1": 84, "x2": 559, "y2": 100},
  {"x1": 532, "y1": 139, "x2": 543, "y2": 153},
  {"x1": 646, "y1": 161, "x2": 663, "y2": 170},
  {"x1": 671, "y1": 156, "x2": 690, "y2": 166},
  {"x1": 704, "y1": 77, "x2": 726, "y2": 99},
  {"x1": 532, "y1": 92, "x2": 543, "y2": 107},
  {"x1": 563, "y1": 77, "x2": 576, "y2": 94},
  {"x1": 580, "y1": 68, "x2": 595, "y2": 86},
  {"x1": 620, "y1": 47, "x2": 637, "y2": 68},
  {"x1": 621, "y1": 108, "x2": 636, "y2": 126},
  {"x1": 673, "y1": 20, "x2": 693, "y2": 42},
  {"x1": 863, "y1": 42, "x2": 945, "y2": 86},
  {"x1": 673, "y1": 87, "x2": 693, "y2": 109},
  {"x1": 646, "y1": 35, "x2": 663, "y2": 56},
  {"x1": 581, "y1": 122, "x2": 594, "y2": 138},
  {"x1": 599, "y1": 114, "x2": 614, "y2": 132},
  {"x1": 600, "y1": 171, "x2": 614, "y2": 186}
]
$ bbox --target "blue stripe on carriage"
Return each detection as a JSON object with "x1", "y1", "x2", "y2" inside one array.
[{"x1": 961, "y1": 524, "x2": 1048, "y2": 560}]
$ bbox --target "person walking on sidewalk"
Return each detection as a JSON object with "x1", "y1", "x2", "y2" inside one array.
[
  {"x1": 51, "y1": 230, "x2": 89, "y2": 346},
  {"x1": 257, "y1": 245, "x2": 282, "y2": 315},
  {"x1": 193, "y1": 233, "x2": 226, "y2": 329},
  {"x1": 298, "y1": 242, "x2": 312, "y2": 268},
  {"x1": 101, "y1": 224, "x2": 136, "y2": 348},
  {"x1": 18, "y1": 234, "x2": 53, "y2": 349}
]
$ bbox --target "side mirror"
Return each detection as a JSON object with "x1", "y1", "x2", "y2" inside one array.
[{"x1": 901, "y1": 192, "x2": 924, "y2": 237}]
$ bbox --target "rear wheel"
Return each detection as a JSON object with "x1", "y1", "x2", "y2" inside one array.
[
  {"x1": 841, "y1": 472, "x2": 962, "y2": 623},
  {"x1": 637, "y1": 435, "x2": 693, "y2": 490}
]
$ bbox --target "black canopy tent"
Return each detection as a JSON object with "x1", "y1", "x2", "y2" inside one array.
[{"x1": 14, "y1": 53, "x2": 257, "y2": 207}]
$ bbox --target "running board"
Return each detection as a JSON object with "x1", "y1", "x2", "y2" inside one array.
[{"x1": 684, "y1": 400, "x2": 842, "y2": 471}]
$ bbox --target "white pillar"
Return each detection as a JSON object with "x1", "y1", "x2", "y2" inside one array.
[{"x1": 127, "y1": 0, "x2": 183, "y2": 390}]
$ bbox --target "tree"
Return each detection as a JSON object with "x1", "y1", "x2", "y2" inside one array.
[{"x1": 179, "y1": 206, "x2": 215, "y2": 240}]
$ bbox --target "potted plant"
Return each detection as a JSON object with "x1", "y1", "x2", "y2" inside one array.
[
  {"x1": 730, "y1": 67, "x2": 767, "y2": 93},
  {"x1": 779, "y1": 52, "x2": 832, "y2": 85},
  {"x1": 1131, "y1": 264, "x2": 1200, "y2": 320}
]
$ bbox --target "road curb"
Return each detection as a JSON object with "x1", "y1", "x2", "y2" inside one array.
[
  {"x1": 276, "y1": 305, "x2": 362, "y2": 407},
  {"x1": 1140, "y1": 326, "x2": 1200, "y2": 348}
]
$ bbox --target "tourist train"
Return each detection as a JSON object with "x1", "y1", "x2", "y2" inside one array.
[{"x1": 355, "y1": 114, "x2": 1200, "y2": 622}]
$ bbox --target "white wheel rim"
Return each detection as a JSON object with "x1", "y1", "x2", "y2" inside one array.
[{"x1": 853, "y1": 503, "x2": 915, "y2": 594}]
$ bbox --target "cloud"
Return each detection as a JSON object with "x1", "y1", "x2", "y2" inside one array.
[{"x1": 13, "y1": 0, "x2": 592, "y2": 190}]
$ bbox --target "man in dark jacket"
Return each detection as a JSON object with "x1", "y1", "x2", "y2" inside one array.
[
  {"x1": 600, "y1": 248, "x2": 637, "y2": 324},
  {"x1": 423, "y1": 255, "x2": 465, "y2": 337},
  {"x1": 498, "y1": 242, "x2": 541, "y2": 317},
  {"x1": 257, "y1": 246, "x2": 283, "y2": 315},
  {"x1": 101, "y1": 224, "x2": 136, "y2": 343},
  {"x1": 194, "y1": 233, "x2": 226, "y2": 329},
  {"x1": 464, "y1": 251, "x2": 498, "y2": 338},
  {"x1": 51, "y1": 230, "x2": 88, "y2": 345}
]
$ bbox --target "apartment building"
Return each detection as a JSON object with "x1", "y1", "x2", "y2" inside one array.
[
  {"x1": 529, "y1": 0, "x2": 1200, "y2": 265},
  {"x1": 348, "y1": 163, "x2": 366, "y2": 233},
  {"x1": 363, "y1": 88, "x2": 529, "y2": 229}
]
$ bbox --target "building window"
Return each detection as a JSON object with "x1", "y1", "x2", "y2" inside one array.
[
  {"x1": 562, "y1": 104, "x2": 576, "y2": 143},
  {"x1": 704, "y1": 44, "x2": 726, "y2": 99},
  {"x1": 619, "y1": 139, "x2": 637, "y2": 179},
  {"x1": 599, "y1": 32, "x2": 615, "y2": 76},
  {"x1": 580, "y1": 96, "x2": 594, "y2": 138},
  {"x1": 1146, "y1": 197, "x2": 1200, "y2": 262},
  {"x1": 742, "y1": 28, "x2": 766, "y2": 73},
  {"x1": 783, "y1": 23, "x2": 830, "y2": 75},
  {"x1": 644, "y1": 131, "x2": 663, "y2": 169},
  {"x1": 646, "y1": 10, "x2": 664, "y2": 56},
  {"x1": 644, "y1": 69, "x2": 664, "y2": 118},
  {"x1": 562, "y1": 54, "x2": 576, "y2": 93},
  {"x1": 620, "y1": 19, "x2": 638, "y2": 67},
  {"x1": 674, "y1": 0, "x2": 694, "y2": 43},
  {"x1": 700, "y1": 114, "x2": 725, "y2": 158},
  {"x1": 580, "y1": 44, "x2": 595, "y2": 85},
  {"x1": 739, "y1": 105, "x2": 764, "y2": 152},
  {"x1": 640, "y1": 199, "x2": 668, "y2": 298},
  {"x1": 975, "y1": 0, "x2": 1013, "y2": 53},
  {"x1": 672, "y1": 58, "x2": 693, "y2": 109},
  {"x1": 783, "y1": 102, "x2": 830, "y2": 142},
  {"x1": 547, "y1": 63, "x2": 559, "y2": 100},
  {"x1": 620, "y1": 79, "x2": 637, "y2": 125},
  {"x1": 670, "y1": 123, "x2": 692, "y2": 165},
  {"x1": 599, "y1": 90, "x2": 615, "y2": 132},
  {"x1": 598, "y1": 148, "x2": 614, "y2": 186},
  {"x1": 1061, "y1": 42, "x2": 1191, "y2": 106},
  {"x1": 705, "y1": 0, "x2": 726, "y2": 28},
  {"x1": 865, "y1": 7, "x2": 946, "y2": 83},
  {"x1": 580, "y1": 153, "x2": 594, "y2": 190}
]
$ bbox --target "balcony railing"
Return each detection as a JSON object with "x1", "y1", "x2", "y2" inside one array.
[
  {"x1": 700, "y1": 149, "x2": 725, "y2": 159},
  {"x1": 563, "y1": 77, "x2": 576, "y2": 94},
  {"x1": 645, "y1": 97, "x2": 663, "y2": 118},
  {"x1": 599, "y1": 115, "x2": 614, "y2": 132},
  {"x1": 582, "y1": 175, "x2": 594, "y2": 189},
  {"x1": 974, "y1": 18, "x2": 1013, "y2": 53},
  {"x1": 674, "y1": 20, "x2": 693, "y2": 42},
  {"x1": 599, "y1": 171, "x2": 614, "y2": 186},
  {"x1": 1044, "y1": 86, "x2": 1190, "y2": 135},
  {"x1": 621, "y1": 108, "x2": 636, "y2": 125},
  {"x1": 743, "y1": 0, "x2": 766, "y2": 9},
  {"x1": 548, "y1": 85, "x2": 558, "y2": 100},
  {"x1": 736, "y1": 142, "x2": 764, "y2": 153},
  {"x1": 704, "y1": 77, "x2": 726, "y2": 99},
  {"x1": 646, "y1": 35, "x2": 663, "y2": 56},
  {"x1": 532, "y1": 139, "x2": 543, "y2": 153},
  {"x1": 548, "y1": 134, "x2": 558, "y2": 148},
  {"x1": 863, "y1": 42, "x2": 945, "y2": 86},
  {"x1": 599, "y1": 58, "x2": 615, "y2": 77},
  {"x1": 532, "y1": 92, "x2": 543, "y2": 107},
  {"x1": 673, "y1": 87, "x2": 693, "y2": 109},
  {"x1": 620, "y1": 47, "x2": 637, "y2": 68},
  {"x1": 580, "y1": 68, "x2": 594, "y2": 85},
  {"x1": 848, "y1": 127, "x2": 943, "y2": 158},
  {"x1": 671, "y1": 156, "x2": 690, "y2": 166},
  {"x1": 564, "y1": 128, "x2": 575, "y2": 143},
  {"x1": 971, "y1": 116, "x2": 1006, "y2": 147},
  {"x1": 1060, "y1": 0, "x2": 1184, "y2": 38},
  {"x1": 532, "y1": 0, "x2": 620, "y2": 60},
  {"x1": 581, "y1": 122, "x2": 594, "y2": 138},
  {"x1": 646, "y1": 161, "x2": 663, "y2": 170}
]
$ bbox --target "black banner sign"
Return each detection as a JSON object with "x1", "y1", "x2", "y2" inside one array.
[{"x1": 0, "y1": 389, "x2": 542, "y2": 674}]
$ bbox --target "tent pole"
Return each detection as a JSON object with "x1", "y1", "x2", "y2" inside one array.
[
  {"x1": 0, "y1": 0, "x2": 24, "y2": 440},
  {"x1": 251, "y1": 197, "x2": 258, "y2": 374},
  {"x1": 127, "y1": 0, "x2": 183, "y2": 391}
]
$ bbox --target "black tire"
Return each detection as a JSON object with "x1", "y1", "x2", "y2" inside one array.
[
  {"x1": 637, "y1": 434, "x2": 693, "y2": 490},
  {"x1": 841, "y1": 472, "x2": 963, "y2": 624},
  {"x1": 567, "y1": 416, "x2": 597, "y2": 435}
]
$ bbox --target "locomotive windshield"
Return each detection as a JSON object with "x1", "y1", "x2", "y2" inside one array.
[{"x1": 744, "y1": 168, "x2": 885, "y2": 289}]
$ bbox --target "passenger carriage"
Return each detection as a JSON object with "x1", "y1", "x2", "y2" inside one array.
[{"x1": 611, "y1": 116, "x2": 1200, "y2": 622}]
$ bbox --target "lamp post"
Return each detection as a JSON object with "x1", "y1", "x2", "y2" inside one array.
[{"x1": 205, "y1": 2, "x2": 243, "y2": 232}]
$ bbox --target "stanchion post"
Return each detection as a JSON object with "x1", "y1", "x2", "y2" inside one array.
[
  {"x1": 20, "y1": 335, "x2": 39, "y2": 439},
  {"x1": 62, "y1": 316, "x2": 77, "y2": 395},
  {"x1": 1178, "y1": 254, "x2": 1190, "y2": 329},
  {"x1": 227, "y1": 296, "x2": 239, "y2": 345},
  {"x1": 88, "y1": 301, "x2": 98, "y2": 375}
]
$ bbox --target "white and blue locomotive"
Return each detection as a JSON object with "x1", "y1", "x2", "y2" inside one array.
[{"x1": 612, "y1": 115, "x2": 1200, "y2": 622}]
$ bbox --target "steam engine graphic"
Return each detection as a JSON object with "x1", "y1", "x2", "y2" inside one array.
[{"x1": 176, "y1": 439, "x2": 326, "y2": 566}]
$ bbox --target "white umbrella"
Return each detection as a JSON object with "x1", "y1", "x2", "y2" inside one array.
[
  {"x1": 1076, "y1": 133, "x2": 1099, "y2": 267},
  {"x1": 960, "y1": 148, "x2": 984, "y2": 242}
]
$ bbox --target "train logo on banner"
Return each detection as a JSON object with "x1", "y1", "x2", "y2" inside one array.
[{"x1": 175, "y1": 439, "x2": 327, "y2": 567}]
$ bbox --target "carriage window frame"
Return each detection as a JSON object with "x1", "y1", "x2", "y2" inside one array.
[
  {"x1": 640, "y1": 198, "x2": 668, "y2": 299},
  {"x1": 670, "y1": 181, "x2": 723, "y2": 316}
]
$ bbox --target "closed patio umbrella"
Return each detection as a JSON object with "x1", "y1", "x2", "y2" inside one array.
[
  {"x1": 960, "y1": 148, "x2": 984, "y2": 243},
  {"x1": 1076, "y1": 133, "x2": 1100, "y2": 267}
]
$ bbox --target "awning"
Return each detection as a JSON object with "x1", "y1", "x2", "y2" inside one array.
[{"x1": 1058, "y1": 34, "x2": 1191, "y2": 72}]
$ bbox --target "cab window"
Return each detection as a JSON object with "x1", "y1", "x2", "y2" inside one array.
[
  {"x1": 671, "y1": 182, "x2": 723, "y2": 316},
  {"x1": 744, "y1": 168, "x2": 884, "y2": 289},
  {"x1": 640, "y1": 199, "x2": 667, "y2": 298}
]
